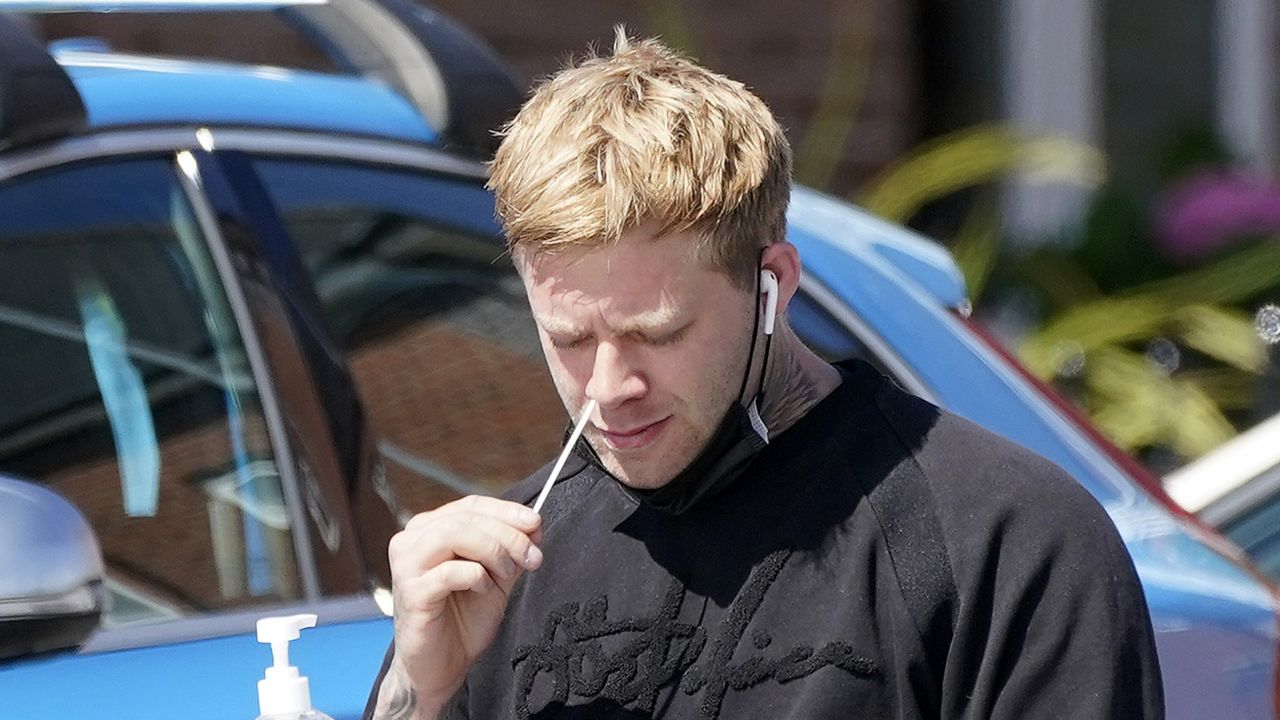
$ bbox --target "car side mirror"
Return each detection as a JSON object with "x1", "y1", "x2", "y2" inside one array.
[{"x1": 0, "y1": 474, "x2": 107, "y2": 661}]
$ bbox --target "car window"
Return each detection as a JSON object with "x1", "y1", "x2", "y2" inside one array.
[
  {"x1": 787, "y1": 289, "x2": 889, "y2": 374},
  {"x1": 251, "y1": 158, "x2": 565, "y2": 514},
  {"x1": 1218, "y1": 464, "x2": 1280, "y2": 582},
  {"x1": 0, "y1": 158, "x2": 302, "y2": 627}
]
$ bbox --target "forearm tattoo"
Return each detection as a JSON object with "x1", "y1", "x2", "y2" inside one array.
[{"x1": 372, "y1": 660, "x2": 418, "y2": 720}]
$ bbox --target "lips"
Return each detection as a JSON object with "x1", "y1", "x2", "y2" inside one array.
[{"x1": 597, "y1": 416, "x2": 671, "y2": 450}]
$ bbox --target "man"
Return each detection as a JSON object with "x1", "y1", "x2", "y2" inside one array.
[{"x1": 366, "y1": 32, "x2": 1164, "y2": 720}]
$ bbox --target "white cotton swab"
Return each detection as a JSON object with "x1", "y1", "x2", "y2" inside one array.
[{"x1": 532, "y1": 398, "x2": 597, "y2": 514}]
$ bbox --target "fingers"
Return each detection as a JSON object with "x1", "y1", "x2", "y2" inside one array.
[
  {"x1": 389, "y1": 496, "x2": 544, "y2": 589},
  {"x1": 387, "y1": 496, "x2": 543, "y2": 701},
  {"x1": 392, "y1": 561, "x2": 506, "y2": 632},
  {"x1": 405, "y1": 495, "x2": 541, "y2": 534},
  {"x1": 404, "y1": 560, "x2": 497, "y2": 609},
  {"x1": 394, "y1": 512, "x2": 542, "y2": 576}
]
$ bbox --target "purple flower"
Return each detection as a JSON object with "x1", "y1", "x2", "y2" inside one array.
[{"x1": 1155, "y1": 170, "x2": 1280, "y2": 264}]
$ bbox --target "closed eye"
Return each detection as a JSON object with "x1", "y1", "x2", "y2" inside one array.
[
  {"x1": 549, "y1": 333, "x2": 591, "y2": 350},
  {"x1": 636, "y1": 323, "x2": 691, "y2": 347}
]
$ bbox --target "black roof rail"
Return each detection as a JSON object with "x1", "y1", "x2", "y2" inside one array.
[
  {"x1": 279, "y1": 0, "x2": 525, "y2": 159},
  {"x1": 0, "y1": 14, "x2": 87, "y2": 151}
]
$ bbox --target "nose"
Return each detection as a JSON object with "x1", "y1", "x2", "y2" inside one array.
[{"x1": 585, "y1": 339, "x2": 647, "y2": 409}]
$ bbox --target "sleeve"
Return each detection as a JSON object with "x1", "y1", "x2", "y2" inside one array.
[
  {"x1": 936, "y1": 450, "x2": 1165, "y2": 719},
  {"x1": 361, "y1": 642, "x2": 396, "y2": 720}
]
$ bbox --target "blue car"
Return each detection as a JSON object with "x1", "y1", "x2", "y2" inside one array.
[{"x1": 0, "y1": 3, "x2": 1277, "y2": 718}]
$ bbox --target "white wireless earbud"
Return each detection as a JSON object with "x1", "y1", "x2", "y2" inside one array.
[{"x1": 760, "y1": 269, "x2": 779, "y2": 336}]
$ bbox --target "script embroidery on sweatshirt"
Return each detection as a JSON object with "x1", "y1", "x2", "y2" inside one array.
[{"x1": 511, "y1": 549, "x2": 879, "y2": 719}]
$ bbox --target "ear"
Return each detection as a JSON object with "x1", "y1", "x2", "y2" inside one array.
[{"x1": 759, "y1": 241, "x2": 801, "y2": 317}]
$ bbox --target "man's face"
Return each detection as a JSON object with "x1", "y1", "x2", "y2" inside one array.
[{"x1": 519, "y1": 224, "x2": 756, "y2": 489}]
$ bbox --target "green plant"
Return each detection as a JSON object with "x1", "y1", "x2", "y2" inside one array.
[{"x1": 860, "y1": 125, "x2": 1278, "y2": 466}]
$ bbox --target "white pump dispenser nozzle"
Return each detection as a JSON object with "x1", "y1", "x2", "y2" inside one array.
[{"x1": 256, "y1": 613, "x2": 318, "y2": 718}]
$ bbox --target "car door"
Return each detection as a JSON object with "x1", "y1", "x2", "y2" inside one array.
[{"x1": 0, "y1": 149, "x2": 390, "y2": 720}]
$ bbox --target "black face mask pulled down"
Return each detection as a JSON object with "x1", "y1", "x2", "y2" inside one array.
[
  {"x1": 571, "y1": 394, "x2": 770, "y2": 514},
  {"x1": 572, "y1": 271, "x2": 774, "y2": 515}
]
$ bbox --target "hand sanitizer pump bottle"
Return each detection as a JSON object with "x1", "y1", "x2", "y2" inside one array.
[{"x1": 254, "y1": 614, "x2": 335, "y2": 720}]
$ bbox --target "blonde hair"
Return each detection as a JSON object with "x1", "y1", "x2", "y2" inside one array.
[{"x1": 488, "y1": 28, "x2": 792, "y2": 288}]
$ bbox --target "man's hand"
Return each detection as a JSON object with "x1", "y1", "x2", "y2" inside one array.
[{"x1": 378, "y1": 495, "x2": 544, "y2": 719}]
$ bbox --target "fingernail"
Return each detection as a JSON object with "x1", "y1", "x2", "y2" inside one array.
[
  {"x1": 524, "y1": 545, "x2": 543, "y2": 569},
  {"x1": 521, "y1": 509, "x2": 541, "y2": 526}
]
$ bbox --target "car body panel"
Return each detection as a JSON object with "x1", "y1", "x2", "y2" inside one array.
[
  {"x1": 1, "y1": 616, "x2": 392, "y2": 720},
  {"x1": 59, "y1": 51, "x2": 438, "y2": 145},
  {"x1": 788, "y1": 187, "x2": 969, "y2": 311}
]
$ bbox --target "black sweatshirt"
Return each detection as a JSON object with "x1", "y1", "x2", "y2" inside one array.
[{"x1": 365, "y1": 360, "x2": 1164, "y2": 719}]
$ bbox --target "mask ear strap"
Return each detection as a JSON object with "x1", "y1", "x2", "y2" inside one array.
[
  {"x1": 736, "y1": 264, "x2": 764, "y2": 403},
  {"x1": 755, "y1": 310, "x2": 773, "y2": 407},
  {"x1": 739, "y1": 254, "x2": 776, "y2": 408}
]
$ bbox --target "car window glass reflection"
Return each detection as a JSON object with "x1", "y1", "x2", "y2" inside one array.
[
  {"x1": 0, "y1": 159, "x2": 302, "y2": 627},
  {"x1": 1220, "y1": 464, "x2": 1280, "y2": 580},
  {"x1": 253, "y1": 159, "x2": 564, "y2": 516}
]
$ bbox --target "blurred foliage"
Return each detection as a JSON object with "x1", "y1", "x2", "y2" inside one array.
[
  {"x1": 792, "y1": 0, "x2": 872, "y2": 189},
  {"x1": 1071, "y1": 185, "x2": 1175, "y2": 291},
  {"x1": 861, "y1": 125, "x2": 1280, "y2": 469},
  {"x1": 862, "y1": 125, "x2": 1106, "y2": 224},
  {"x1": 861, "y1": 125, "x2": 1106, "y2": 302}
]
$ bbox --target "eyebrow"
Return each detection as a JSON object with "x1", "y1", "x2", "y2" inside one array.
[{"x1": 534, "y1": 305, "x2": 684, "y2": 338}]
